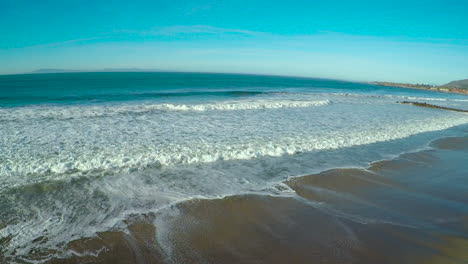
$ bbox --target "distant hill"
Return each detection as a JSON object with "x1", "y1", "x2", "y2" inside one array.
[
  {"x1": 442, "y1": 79, "x2": 468, "y2": 89},
  {"x1": 30, "y1": 68, "x2": 161, "y2": 74},
  {"x1": 369, "y1": 80, "x2": 468, "y2": 95}
]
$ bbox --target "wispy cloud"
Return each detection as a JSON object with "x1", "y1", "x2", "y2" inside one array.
[
  {"x1": 120, "y1": 25, "x2": 262, "y2": 37},
  {"x1": 27, "y1": 37, "x2": 110, "y2": 48}
]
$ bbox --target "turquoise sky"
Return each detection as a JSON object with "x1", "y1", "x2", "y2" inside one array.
[{"x1": 1, "y1": 0, "x2": 468, "y2": 84}]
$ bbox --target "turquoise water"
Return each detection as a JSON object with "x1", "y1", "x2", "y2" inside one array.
[
  {"x1": 1, "y1": 72, "x2": 468, "y2": 263},
  {"x1": 1, "y1": 72, "x2": 464, "y2": 107}
]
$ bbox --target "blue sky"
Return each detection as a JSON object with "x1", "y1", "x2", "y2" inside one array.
[{"x1": 1, "y1": 0, "x2": 468, "y2": 84}]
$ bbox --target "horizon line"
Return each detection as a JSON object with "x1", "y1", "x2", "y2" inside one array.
[{"x1": 0, "y1": 68, "x2": 451, "y2": 86}]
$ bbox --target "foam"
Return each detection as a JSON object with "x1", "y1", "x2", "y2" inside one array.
[
  {"x1": 0, "y1": 99, "x2": 330, "y2": 121},
  {"x1": 1, "y1": 105, "x2": 467, "y2": 188},
  {"x1": 401, "y1": 96, "x2": 468, "y2": 102}
]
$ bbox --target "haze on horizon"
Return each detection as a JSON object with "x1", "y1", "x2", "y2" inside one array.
[{"x1": 1, "y1": 0, "x2": 468, "y2": 85}]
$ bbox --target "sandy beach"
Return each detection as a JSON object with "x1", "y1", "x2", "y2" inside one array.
[{"x1": 42, "y1": 135, "x2": 468, "y2": 264}]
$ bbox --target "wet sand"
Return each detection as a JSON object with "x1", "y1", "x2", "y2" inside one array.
[{"x1": 27, "y1": 136, "x2": 468, "y2": 263}]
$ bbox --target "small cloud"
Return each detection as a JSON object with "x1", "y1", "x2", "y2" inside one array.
[
  {"x1": 185, "y1": 4, "x2": 212, "y2": 15},
  {"x1": 120, "y1": 25, "x2": 262, "y2": 37}
]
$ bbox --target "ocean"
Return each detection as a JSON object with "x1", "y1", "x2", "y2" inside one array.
[{"x1": 1, "y1": 72, "x2": 467, "y2": 263}]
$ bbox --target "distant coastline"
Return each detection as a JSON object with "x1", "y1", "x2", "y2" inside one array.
[{"x1": 370, "y1": 81, "x2": 468, "y2": 95}]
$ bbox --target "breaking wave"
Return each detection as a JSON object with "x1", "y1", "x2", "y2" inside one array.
[{"x1": 0, "y1": 99, "x2": 330, "y2": 121}]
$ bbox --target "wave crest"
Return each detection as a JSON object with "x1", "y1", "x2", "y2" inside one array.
[{"x1": 0, "y1": 100, "x2": 330, "y2": 121}]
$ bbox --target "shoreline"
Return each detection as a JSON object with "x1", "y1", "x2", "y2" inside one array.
[
  {"x1": 2, "y1": 120, "x2": 468, "y2": 264},
  {"x1": 30, "y1": 133, "x2": 468, "y2": 264}
]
